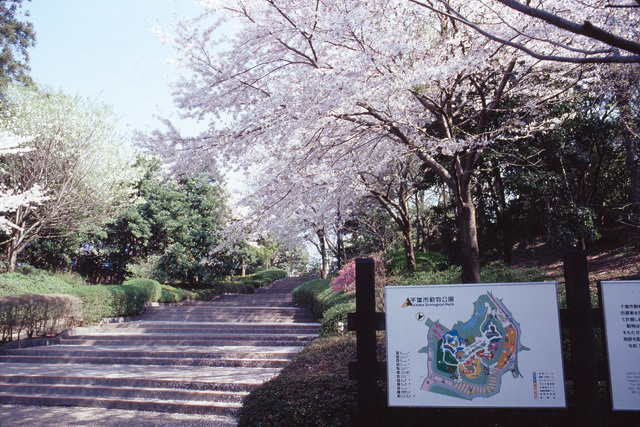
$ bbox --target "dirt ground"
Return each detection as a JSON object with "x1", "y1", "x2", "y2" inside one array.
[{"x1": 511, "y1": 225, "x2": 640, "y2": 284}]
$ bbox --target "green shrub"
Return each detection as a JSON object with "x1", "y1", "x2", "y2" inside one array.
[
  {"x1": 70, "y1": 284, "x2": 147, "y2": 324},
  {"x1": 0, "y1": 271, "x2": 155, "y2": 328},
  {"x1": 159, "y1": 285, "x2": 197, "y2": 303},
  {"x1": 386, "y1": 251, "x2": 449, "y2": 275},
  {"x1": 248, "y1": 269, "x2": 287, "y2": 287},
  {"x1": 122, "y1": 278, "x2": 163, "y2": 302},
  {"x1": 237, "y1": 279, "x2": 261, "y2": 287},
  {"x1": 320, "y1": 302, "x2": 355, "y2": 336},
  {"x1": 223, "y1": 283, "x2": 255, "y2": 294},
  {"x1": 192, "y1": 288, "x2": 222, "y2": 301},
  {"x1": 480, "y1": 261, "x2": 546, "y2": 283},
  {"x1": 396, "y1": 266, "x2": 462, "y2": 286},
  {"x1": 396, "y1": 263, "x2": 546, "y2": 287},
  {"x1": 52, "y1": 271, "x2": 86, "y2": 287},
  {"x1": 0, "y1": 271, "x2": 75, "y2": 296},
  {"x1": 237, "y1": 335, "x2": 359, "y2": 427},
  {"x1": 292, "y1": 278, "x2": 354, "y2": 319},
  {"x1": 0, "y1": 294, "x2": 82, "y2": 342}
]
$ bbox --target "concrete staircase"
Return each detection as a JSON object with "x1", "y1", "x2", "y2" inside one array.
[{"x1": 0, "y1": 277, "x2": 319, "y2": 422}]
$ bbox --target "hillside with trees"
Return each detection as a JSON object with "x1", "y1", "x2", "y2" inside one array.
[{"x1": 0, "y1": 0, "x2": 638, "y2": 311}]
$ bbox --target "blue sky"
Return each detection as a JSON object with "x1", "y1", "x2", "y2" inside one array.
[{"x1": 25, "y1": 0, "x2": 206, "y2": 137}]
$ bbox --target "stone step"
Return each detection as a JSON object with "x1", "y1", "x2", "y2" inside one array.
[
  {"x1": 0, "y1": 374, "x2": 260, "y2": 392},
  {"x1": 0, "y1": 364, "x2": 280, "y2": 389},
  {"x1": 56, "y1": 336, "x2": 312, "y2": 347},
  {"x1": 0, "y1": 393, "x2": 241, "y2": 415},
  {"x1": 143, "y1": 306, "x2": 306, "y2": 313},
  {"x1": 0, "y1": 382, "x2": 248, "y2": 403},
  {"x1": 0, "y1": 277, "x2": 318, "y2": 418},
  {"x1": 67, "y1": 331, "x2": 317, "y2": 340},
  {"x1": 141, "y1": 307, "x2": 317, "y2": 322},
  {"x1": 139, "y1": 313, "x2": 315, "y2": 324},
  {"x1": 0, "y1": 355, "x2": 291, "y2": 368},
  {"x1": 3, "y1": 346, "x2": 299, "y2": 360},
  {"x1": 100, "y1": 322, "x2": 321, "y2": 334}
]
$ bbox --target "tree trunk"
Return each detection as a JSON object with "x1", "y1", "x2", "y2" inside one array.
[
  {"x1": 455, "y1": 180, "x2": 481, "y2": 283},
  {"x1": 623, "y1": 131, "x2": 640, "y2": 225},
  {"x1": 403, "y1": 226, "x2": 417, "y2": 271},
  {"x1": 317, "y1": 229, "x2": 328, "y2": 279},
  {"x1": 7, "y1": 245, "x2": 18, "y2": 273},
  {"x1": 370, "y1": 185, "x2": 417, "y2": 272},
  {"x1": 492, "y1": 169, "x2": 513, "y2": 264}
]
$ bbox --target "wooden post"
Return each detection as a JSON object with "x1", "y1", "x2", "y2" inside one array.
[
  {"x1": 355, "y1": 257, "x2": 377, "y2": 427},
  {"x1": 563, "y1": 250, "x2": 601, "y2": 426}
]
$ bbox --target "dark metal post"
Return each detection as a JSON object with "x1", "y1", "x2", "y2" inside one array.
[
  {"x1": 355, "y1": 257, "x2": 377, "y2": 427},
  {"x1": 563, "y1": 250, "x2": 601, "y2": 426}
]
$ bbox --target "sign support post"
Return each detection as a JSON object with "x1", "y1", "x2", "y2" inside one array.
[
  {"x1": 563, "y1": 250, "x2": 602, "y2": 426},
  {"x1": 355, "y1": 257, "x2": 377, "y2": 427}
]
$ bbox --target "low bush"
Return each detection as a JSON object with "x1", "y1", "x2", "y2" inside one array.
[
  {"x1": 386, "y1": 251, "x2": 449, "y2": 275},
  {"x1": 330, "y1": 253, "x2": 387, "y2": 294},
  {"x1": 236, "y1": 279, "x2": 261, "y2": 287},
  {"x1": 122, "y1": 278, "x2": 163, "y2": 302},
  {"x1": 192, "y1": 288, "x2": 222, "y2": 301},
  {"x1": 223, "y1": 282, "x2": 255, "y2": 294},
  {"x1": 70, "y1": 284, "x2": 148, "y2": 323},
  {"x1": 479, "y1": 261, "x2": 546, "y2": 283},
  {"x1": 159, "y1": 285, "x2": 196, "y2": 303},
  {"x1": 396, "y1": 263, "x2": 546, "y2": 287},
  {"x1": 0, "y1": 270, "x2": 149, "y2": 326},
  {"x1": 292, "y1": 278, "x2": 355, "y2": 319},
  {"x1": 0, "y1": 271, "x2": 75, "y2": 296},
  {"x1": 0, "y1": 294, "x2": 82, "y2": 342},
  {"x1": 248, "y1": 269, "x2": 287, "y2": 286},
  {"x1": 237, "y1": 335, "x2": 360, "y2": 427},
  {"x1": 320, "y1": 301, "x2": 355, "y2": 336}
]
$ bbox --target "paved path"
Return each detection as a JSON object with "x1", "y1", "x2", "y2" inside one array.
[{"x1": 0, "y1": 277, "x2": 318, "y2": 426}]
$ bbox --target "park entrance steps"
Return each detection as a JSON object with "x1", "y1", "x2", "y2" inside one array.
[{"x1": 0, "y1": 277, "x2": 319, "y2": 420}]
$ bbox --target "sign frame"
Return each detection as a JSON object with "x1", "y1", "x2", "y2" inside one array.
[
  {"x1": 385, "y1": 282, "x2": 566, "y2": 408},
  {"x1": 600, "y1": 280, "x2": 640, "y2": 411}
]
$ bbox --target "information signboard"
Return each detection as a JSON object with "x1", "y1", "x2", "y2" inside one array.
[
  {"x1": 601, "y1": 280, "x2": 640, "y2": 411},
  {"x1": 385, "y1": 282, "x2": 566, "y2": 407}
]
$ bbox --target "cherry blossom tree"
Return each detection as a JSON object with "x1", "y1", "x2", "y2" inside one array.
[
  {"x1": 0, "y1": 85, "x2": 138, "y2": 272},
  {"x1": 0, "y1": 130, "x2": 47, "y2": 235},
  {"x1": 408, "y1": 0, "x2": 640, "y2": 63},
  {"x1": 144, "y1": 0, "x2": 581, "y2": 282}
]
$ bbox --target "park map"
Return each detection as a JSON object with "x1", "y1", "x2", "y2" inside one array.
[{"x1": 418, "y1": 292, "x2": 528, "y2": 400}]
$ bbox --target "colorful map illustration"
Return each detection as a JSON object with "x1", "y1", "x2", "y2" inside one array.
[{"x1": 419, "y1": 292, "x2": 528, "y2": 400}]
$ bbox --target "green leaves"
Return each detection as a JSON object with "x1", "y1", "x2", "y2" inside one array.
[{"x1": 107, "y1": 169, "x2": 230, "y2": 283}]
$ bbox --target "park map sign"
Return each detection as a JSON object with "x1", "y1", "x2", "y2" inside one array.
[
  {"x1": 601, "y1": 280, "x2": 640, "y2": 411},
  {"x1": 386, "y1": 282, "x2": 566, "y2": 408}
]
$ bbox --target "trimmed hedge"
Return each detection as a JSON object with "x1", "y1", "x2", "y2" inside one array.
[
  {"x1": 223, "y1": 282, "x2": 255, "y2": 294},
  {"x1": 122, "y1": 278, "x2": 163, "y2": 302},
  {"x1": 246, "y1": 269, "x2": 287, "y2": 287},
  {"x1": 159, "y1": 285, "x2": 196, "y2": 303},
  {"x1": 292, "y1": 278, "x2": 355, "y2": 319},
  {"x1": 0, "y1": 270, "x2": 150, "y2": 326},
  {"x1": 0, "y1": 268, "x2": 279, "y2": 341},
  {"x1": 69, "y1": 284, "x2": 148, "y2": 324},
  {"x1": 0, "y1": 293, "x2": 82, "y2": 342},
  {"x1": 319, "y1": 301, "x2": 355, "y2": 336},
  {"x1": 292, "y1": 278, "x2": 356, "y2": 335}
]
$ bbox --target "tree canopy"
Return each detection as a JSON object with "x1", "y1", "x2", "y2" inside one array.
[
  {"x1": 0, "y1": 84, "x2": 138, "y2": 272},
  {"x1": 0, "y1": 0, "x2": 35, "y2": 88},
  {"x1": 141, "y1": 0, "x2": 587, "y2": 282}
]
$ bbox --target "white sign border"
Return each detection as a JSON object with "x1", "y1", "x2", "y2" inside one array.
[
  {"x1": 385, "y1": 282, "x2": 567, "y2": 408},
  {"x1": 600, "y1": 280, "x2": 640, "y2": 411}
]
